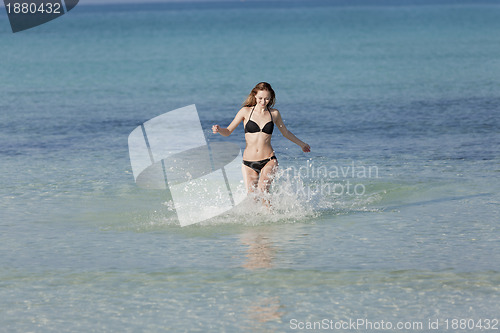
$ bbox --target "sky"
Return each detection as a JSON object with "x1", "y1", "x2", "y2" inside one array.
[
  {"x1": 80, "y1": 0, "x2": 245, "y2": 4},
  {"x1": 78, "y1": 0, "x2": 500, "y2": 5}
]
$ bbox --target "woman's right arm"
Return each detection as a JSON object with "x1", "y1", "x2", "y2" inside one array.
[{"x1": 212, "y1": 108, "x2": 246, "y2": 137}]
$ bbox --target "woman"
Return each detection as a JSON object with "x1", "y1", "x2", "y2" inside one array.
[{"x1": 212, "y1": 82, "x2": 310, "y2": 195}]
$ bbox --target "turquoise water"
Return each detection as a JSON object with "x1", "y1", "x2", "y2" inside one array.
[{"x1": 1, "y1": 1, "x2": 499, "y2": 331}]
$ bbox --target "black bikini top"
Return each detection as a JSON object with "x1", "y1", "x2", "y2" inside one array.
[{"x1": 244, "y1": 106, "x2": 274, "y2": 135}]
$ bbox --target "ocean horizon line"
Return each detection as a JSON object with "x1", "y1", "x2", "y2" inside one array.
[{"x1": 76, "y1": 0, "x2": 500, "y2": 7}]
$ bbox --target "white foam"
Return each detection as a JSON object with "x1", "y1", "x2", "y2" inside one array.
[{"x1": 149, "y1": 166, "x2": 384, "y2": 227}]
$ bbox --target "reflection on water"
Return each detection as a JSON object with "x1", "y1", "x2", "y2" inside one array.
[
  {"x1": 240, "y1": 231, "x2": 276, "y2": 270},
  {"x1": 247, "y1": 296, "x2": 283, "y2": 323},
  {"x1": 240, "y1": 230, "x2": 284, "y2": 326}
]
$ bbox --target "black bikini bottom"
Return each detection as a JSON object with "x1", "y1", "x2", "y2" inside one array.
[{"x1": 243, "y1": 156, "x2": 277, "y2": 174}]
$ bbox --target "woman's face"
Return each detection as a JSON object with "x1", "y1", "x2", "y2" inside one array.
[{"x1": 255, "y1": 90, "x2": 271, "y2": 109}]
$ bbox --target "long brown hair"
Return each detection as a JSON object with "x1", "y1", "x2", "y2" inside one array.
[{"x1": 241, "y1": 82, "x2": 276, "y2": 108}]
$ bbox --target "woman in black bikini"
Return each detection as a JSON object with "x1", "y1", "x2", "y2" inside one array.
[{"x1": 212, "y1": 82, "x2": 310, "y2": 195}]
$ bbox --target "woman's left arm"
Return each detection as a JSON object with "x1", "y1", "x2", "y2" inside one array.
[{"x1": 273, "y1": 109, "x2": 311, "y2": 152}]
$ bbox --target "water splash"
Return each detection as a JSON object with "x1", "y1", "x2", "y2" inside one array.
[{"x1": 143, "y1": 166, "x2": 385, "y2": 228}]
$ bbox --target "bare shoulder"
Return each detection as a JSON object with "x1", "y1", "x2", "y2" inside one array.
[
  {"x1": 269, "y1": 108, "x2": 281, "y2": 118},
  {"x1": 238, "y1": 106, "x2": 252, "y2": 119}
]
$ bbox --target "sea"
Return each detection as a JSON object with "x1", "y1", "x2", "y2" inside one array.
[{"x1": 1, "y1": 0, "x2": 499, "y2": 332}]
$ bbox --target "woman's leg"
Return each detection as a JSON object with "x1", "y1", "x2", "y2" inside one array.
[
  {"x1": 258, "y1": 158, "x2": 278, "y2": 194},
  {"x1": 242, "y1": 163, "x2": 259, "y2": 193}
]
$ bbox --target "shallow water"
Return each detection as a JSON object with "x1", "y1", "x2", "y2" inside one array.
[{"x1": 1, "y1": 1, "x2": 499, "y2": 331}]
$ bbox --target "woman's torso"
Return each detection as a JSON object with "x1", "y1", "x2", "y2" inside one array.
[{"x1": 242, "y1": 106, "x2": 275, "y2": 161}]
